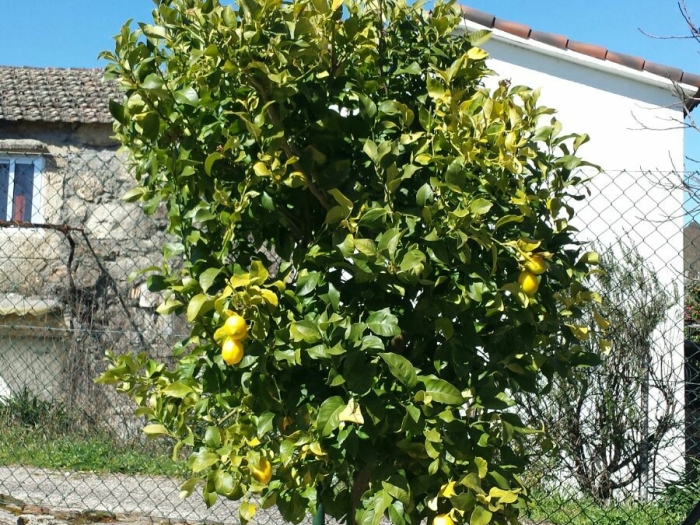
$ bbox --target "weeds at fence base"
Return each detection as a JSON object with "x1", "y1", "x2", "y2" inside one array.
[
  {"x1": 529, "y1": 490, "x2": 690, "y2": 525},
  {"x1": 0, "y1": 389, "x2": 186, "y2": 478}
]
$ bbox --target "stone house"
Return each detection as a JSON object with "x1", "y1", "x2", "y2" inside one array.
[{"x1": 0, "y1": 66, "x2": 174, "y2": 436}]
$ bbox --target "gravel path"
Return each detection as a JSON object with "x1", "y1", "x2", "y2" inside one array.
[{"x1": 0, "y1": 466, "x2": 310, "y2": 525}]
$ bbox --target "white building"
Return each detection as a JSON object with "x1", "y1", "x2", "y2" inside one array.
[{"x1": 460, "y1": 5, "x2": 699, "y2": 497}]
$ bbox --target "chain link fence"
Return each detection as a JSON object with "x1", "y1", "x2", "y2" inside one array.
[{"x1": 0, "y1": 148, "x2": 697, "y2": 525}]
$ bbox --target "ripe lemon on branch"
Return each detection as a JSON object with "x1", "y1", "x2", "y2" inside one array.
[
  {"x1": 223, "y1": 313, "x2": 248, "y2": 340},
  {"x1": 518, "y1": 270, "x2": 540, "y2": 296},
  {"x1": 524, "y1": 253, "x2": 548, "y2": 275},
  {"x1": 221, "y1": 337, "x2": 244, "y2": 365},
  {"x1": 250, "y1": 457, "x2": 272, "y2": 484}
]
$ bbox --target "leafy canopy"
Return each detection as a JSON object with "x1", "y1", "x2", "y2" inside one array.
[{"x1": 99, "y1": 0, "x2": 602, "y2": 524}]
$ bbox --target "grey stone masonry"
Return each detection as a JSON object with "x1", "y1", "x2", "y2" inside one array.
[{"x1": 0, "y1": 119, "x2": 178, "y2": 439}]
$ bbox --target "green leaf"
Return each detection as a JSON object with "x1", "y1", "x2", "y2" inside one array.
[
  {"x1": 240, "y1": 501, "x2": 257, "y2": 523},
  {"x1": 205, "y1": 152, "x2": 224, "y2": 175},
  {"x1": 469, "y1": 198, "x2": 492, "y2": 215},
  {"x1": 495, "y1": 214, "x2": 523, "y2": 229},
  {"x1": 355, "y1": 239, "x2": 377, "y2": 256},
  {"x1": 141, "y1": 73, "x2": 164, "y2": 90},
  {"x1": 203, "y1": 489, "x2": 217, "y2": 508},
  {"x1": 109, "y1": 99, "x2": 127, "y2": 125},
  {"x1": 470, "y1": 506, "x2": 493, "y2": 525},
  {"x1": 297, "y1": 272, "x2": 321, "y2": 296},
  {"x1": 122, "y1": 186, "x2": 147, "y2": 202},
  {"x1": 399, "y1": 250, "x2": 426, "y2": 275},
  {"x1": 427, "y1": 76, "x2": 446, "y2": 99},
  {"x1": 261, "y1": 192, "x2": 275, "y2": 211},
  {"x1": 338, "y1": 398, "x2": 365, "y2": 424},
  {"x1": 328, "y1": 188, "x2": 353, "y2": 212},
  {"x1": 326, "y1": 206, "x2": 348, "y2": 225},
  {"x1": 382, "y1": 475, "x2": 411, "y2": 505},
  {"x1": 417, "y1": 183, "x2": 433, "y2": 206},
  {"x1": 420, "y1": 376, "x2": 463, "y2": 405},
  {"x1": 466, "y1": 47, "x2": 489, "y2": 60},
  {"x1": 141, "y1": 24, "x2": 167, "y2": 39},
  {"x1": 327, "y1": 283, "x2": 340, "y2": 311},
  {"x1": 162, "y1": 381, "x2": 193, "y2": 398},
  {"x1": 363, "y1": 140, "x2": 379, "y2": 163},
  {"x1": 436, "y1": 318, "x2": 454, "y2": 340},
  {"x1": 469, "y1": 29, "x2": 492, "y2": 46},
  {"x1": 488, "y1": 487, "x2": 518, "y2": 504},
  {"x1": 579, "y1": 251, "x2": 599, "y2": 265},
  {"x1": 141, "y1": 112, "x2": 160, "y2": 139},
  {"x1": 316, "y1": 396, "x2": 345, "y2": 437},
  {"x1": 379, "y1": 352, "x2": 417, "y2": 387},
  {"x1": 174, "y1": 86, "x2": 199, "y2": 106},
  {"x1": 214, "y1": 470, "x2": 234, "y2": 496},
  {"x1": 156, "y1": 298, "x2": 183, "y2": 315},
  {"x1": 249, "y1": 260, "x2": 269, "y2": 284},
  {"x1": 190, "y1": 450, "x2": 219, "y2": 472},
  {"x1": 366, "y1": 309, "x2": 401, "y2": 337},
  {"x1": 290, "y1": 320, "x2": 322, "y2": 343},
  {"x1": 143, "y1": 424, "x2": 169, "y2": 436},
  {"x1": 362, "y1": 336, "x2": 385, "y2": 351},
  {"x1": 358, "y1": 208, "x2": 390, "y2": 226},
  {"x1": 199, "y1": 268, "x2": 221, "y2": 293},
  {"x1": 475, "y1": 457, "x2": 488, "y2": 478},
  {"x1": 378, "y1": 228, "x2": 402, "y2": 260},
  {"x1": 187, "y1": 293, "x2": 214, "y2": 322},
  {"x1": 179, "y1": 478, "x2": 200, "y2": 499},
  {"x1": 204, "y1": 426, "x2": 221, "y2": 448},
  {"x1": 358, "y1": 93, "x2": 377, "y2": 118},
  {"x1": 395, "y1": 62, "x2": 422, "y2": 75}
]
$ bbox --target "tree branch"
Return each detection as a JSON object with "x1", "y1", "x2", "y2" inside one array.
[{"x1": 246, "y1": 76, "x2": 330, "y2": 210}]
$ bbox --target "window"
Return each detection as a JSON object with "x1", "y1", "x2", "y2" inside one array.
[{"x1": 0, "y1": 157, "x2": 43, "y2": 223}]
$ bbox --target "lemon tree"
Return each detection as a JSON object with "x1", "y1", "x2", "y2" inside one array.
[{"x1": 98, "y1": 0, "x2": 603, "y2": 524}]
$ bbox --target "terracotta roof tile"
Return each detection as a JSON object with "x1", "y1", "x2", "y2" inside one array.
[
  {"x1": 0, "y1": 66, "x2": 120, "y2": 124},
  {"x1": 530, "y1": 30, "x2": 569, "y2": 50},
  {"x1": 643, "y1": 61, "x2": 684, "y2": 82},
  {"x1": 605, "y1": 51, "x2": 646, "y2": 71},
  {"x1": 682, "y1": 72, "x2": 700, "y2": 86},
  {"x1": 493, "y1": 19, "x2": 531, "y2": 40},
  {"x1": 460, "y1": 4, "x2": 700, "y2": 89},
  {"x1": 461, "y1": 7, "x2": 495, "y2": 29},
  {"x1": 567, "y1": 41, "x2": 608, "y2": 61}
]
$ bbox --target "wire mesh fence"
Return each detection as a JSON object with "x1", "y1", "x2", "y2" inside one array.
[{"x1": 0, "y1": 147, "x2": 697, "y2": 525}]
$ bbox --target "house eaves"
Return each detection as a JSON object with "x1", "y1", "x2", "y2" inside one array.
[{"x1": 461, "y1": 6, "x2": 700, "y2": 113}]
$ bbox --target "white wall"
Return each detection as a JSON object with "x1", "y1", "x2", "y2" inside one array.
[{"x1": 476, "y1": 28, "x2": 688, "y2": 495}]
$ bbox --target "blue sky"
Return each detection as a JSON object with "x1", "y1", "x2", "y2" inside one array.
[
  {"x1": 2, "y1": 0, "x2": 700, "y2": 172},
  {"x1": 2, "y1": 1, "x2": 696, "y2": 73}
]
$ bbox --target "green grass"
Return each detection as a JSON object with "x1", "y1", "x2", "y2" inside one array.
[
  {"x1": 0, "y1": 389, "x2": 187, "y2": 477},
  {"x1": 528, "y1": 490, "x2": 690, "y2": 525},
  {"x1": 0, "y1": 425, "x2": 187, "y2": 477}
]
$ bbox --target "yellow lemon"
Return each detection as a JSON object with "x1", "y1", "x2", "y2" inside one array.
[
  {"x1": 251, "y1": 458, "x2": 272, "y2": 484},
  {"x1": 518, "y1": 270, "x2": 540, "y2": 296},
  {"x1": 223, "y1": 313, "x2": 248, "y2": 340},
  {"x1": 524, "y1": 254, "x2": 548, "y2": 275},
  {"x1": 433, "y1": 514, "x2": 454, "y2": 525},
  {"x1": 221, "y1": 337, "x2": 244, "y2": 365}
]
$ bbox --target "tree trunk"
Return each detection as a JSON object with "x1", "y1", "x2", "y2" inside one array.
[{"x1": 350, "y1": 465, "x2": 371, "y2": 525}]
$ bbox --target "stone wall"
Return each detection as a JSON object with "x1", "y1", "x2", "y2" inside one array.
[{"x1": 0, "y1": 121, "x2": 178, "y2": 440}]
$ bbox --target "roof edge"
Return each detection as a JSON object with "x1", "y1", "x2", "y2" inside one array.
[{"x1": 460, "y1": 5, "x2": 700, "y2": 113}]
